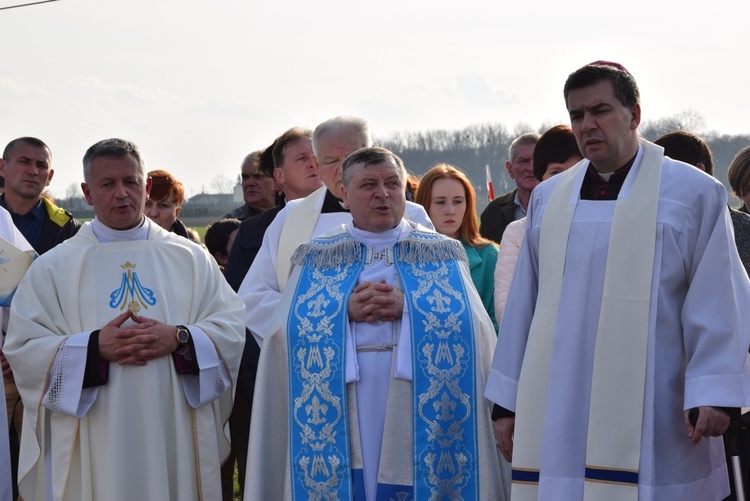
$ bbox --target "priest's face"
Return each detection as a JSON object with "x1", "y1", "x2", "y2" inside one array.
[
  {"x1": 567, "y1": 79, "x2": 641, "y2": 173},
  {"x1": 81, "y1": 154, "x2": 151, "y2": 230},
  {"x1": 341, "y1": 160, "x2": 406, "y2": 233},
  {"x1": 313, "y1": 131, "x2": 364, "y2": 198}
]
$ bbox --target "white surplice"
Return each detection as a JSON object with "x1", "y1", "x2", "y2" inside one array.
[
  {"x1": 238, "y1": 187, "x2": 433, "y2": 345},
  {"x1": 485, "y1": 148, "x2": 750, "y2": 501},
  {"x1": 4, "y1": 218, "x2": 246, "y2": 501},
  {"x1": 0, "y1": 206, "x2": 33, "y2": 501}
]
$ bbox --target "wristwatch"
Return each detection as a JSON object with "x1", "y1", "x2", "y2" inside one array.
[{"x1": 175, "y1": 325, "x2": 190, "y2": 345}]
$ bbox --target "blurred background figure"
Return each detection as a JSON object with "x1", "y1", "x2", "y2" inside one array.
[
  {"x1": 479, "y1": 132, "x2": 540, "y2": 244},
  {"x1": 728, "y1": 146, "x2": 750, "y2": 214},
  {"x1": 494, "y1": 125, "x2": 582, "y2": 325},
  {"x1": 223, "y1": 151, "x2": 277, "y2": 220},
  {"x1": 146, "y1": 169, "x2": 201, "y2": 243},
  {"x1": 205, "y1": 218, "x2": 240, "y2": 273},
  {"x1": 405, "y1": 171, "x2": 419, "y2": 201},
  {"x1": 416, "y1": 163, "x2": 498, "y2": 331}
]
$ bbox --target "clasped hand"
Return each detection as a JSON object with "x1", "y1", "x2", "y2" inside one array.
[
  {"x1": 348, "y1": 280, "x2": 404, "y2": 323},
  {"x1": 98, "y1": 311, "x2": 180, "y2": 366}
]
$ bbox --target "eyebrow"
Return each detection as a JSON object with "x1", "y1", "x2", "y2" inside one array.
[{"x1": 19, "y1": 156, "x2": 49, "y2": 166}]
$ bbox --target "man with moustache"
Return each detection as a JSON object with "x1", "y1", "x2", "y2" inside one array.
[
  {"x1": 479, "y1": 132, "x2": 539, "y2": 244},
  {"x1": 485, "y1": 62, "x2": 750, "y2": 500},
  {"x1": 238, "y1": 116, "x2": 432, "y2": 345}
]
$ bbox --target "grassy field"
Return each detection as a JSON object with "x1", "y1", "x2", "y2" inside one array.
[{"x1": 192, "y1": 225, "x2": 207, "y2": 240}]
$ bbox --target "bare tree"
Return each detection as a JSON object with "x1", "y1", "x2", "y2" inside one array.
[
  {"x1": 641, "y1": 109, "x2": 707, "y2": 140},
  {"x1": 210, "y1": 174, "x2": 234, "y2": 194},
  {"x1": 66, "y1": 182, "x2": 82, "y2": 199}
]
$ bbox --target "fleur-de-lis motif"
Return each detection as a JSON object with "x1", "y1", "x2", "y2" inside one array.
[
  {"x1": 308, "y1": 294, "x2": 330, "y2": 317},
  {"x1": 306, "y1": 395, "x2": 329, "y2": 425},
  {"x1": 434, "y1": 392, "x2": 457, "y2": 421},
  {"x1": 426, "y1": 289, "x2": 450, "y2": 313}
]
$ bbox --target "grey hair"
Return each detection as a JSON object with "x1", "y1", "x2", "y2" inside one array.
[
  {"x1": 312, "y1": 116, "x2": 372, "y2": 157},
  {"x1": 341, "y1": 146, "x2": 406, "y2": 188},
  {"x1": 508, "y1": 132, "x2": 540, "y2": 164},
  {"x1": 82, "y1": 138, "x2": 146, "y2": 184}
]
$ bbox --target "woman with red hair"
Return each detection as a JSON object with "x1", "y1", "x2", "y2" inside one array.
[
  {"x1": 415, "y1": 164, "x2": 499, "y2": 331},
  {"x1": 146, "y1": 169, "x2": 201, "y2": 243}
]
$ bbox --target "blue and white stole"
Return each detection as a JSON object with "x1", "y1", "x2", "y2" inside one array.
[
  {"x1": 287, "y1": 230, "x2": 364, "y2": 501},
  {"x1": 287, "y1": 225, "x2": 481, "y2": 500},
  {"x1": 394, "y1": 229, "x2": 480, "y2": 501}
]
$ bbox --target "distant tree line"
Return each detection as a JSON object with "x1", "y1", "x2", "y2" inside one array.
[
  {"x1": 54, "y1": 111, "x2": 750, "y2": 217},
  {"x1": 376, "y1": 110, "x2": 750, "y2": 210}
]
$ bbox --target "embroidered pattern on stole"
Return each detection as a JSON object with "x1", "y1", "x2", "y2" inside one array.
[
  {"x1": 288, "y1": 232, "x2": 364, "y2": 500},
  {"x1": 395, "y1": 231, "x2": 479, "y2": 501},
  {"x1": 109, "y1": 261, "x2": 157, "y2": 314}
]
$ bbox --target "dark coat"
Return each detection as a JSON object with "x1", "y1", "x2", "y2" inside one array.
[{"x1": 479, "y1": 189, "x2": 518, "y2": 245}]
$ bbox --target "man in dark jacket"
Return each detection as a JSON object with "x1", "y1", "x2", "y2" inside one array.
[
  {"x1": 479, "y1": 132, "x2": 539, "y2": 244},
  {"x1": 0, "y1": 136, "x2": 80, "y2": 499},
  {"x1": 0, "y1": 137, "x2": 80, "y2": 254}
]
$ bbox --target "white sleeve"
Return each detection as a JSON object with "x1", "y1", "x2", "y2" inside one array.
[
  {"x1": 485, "y1": 199, "x2": 540, "y2": 411},
  {"x1": 405, "y1": 201, "x2": 434, "y2": 230},
  {"x1": 238, "y1": 205, "x2": 289, "y2": 346},
  {"x1": 493, "y1": 220, "x2": 524, "y2": 326},
  {"x1": 179, "y1": 326, "x2": 231, "y2": 408},
  {"x1": 42, "y1": 331, "x2": 99, "y2": 417}
]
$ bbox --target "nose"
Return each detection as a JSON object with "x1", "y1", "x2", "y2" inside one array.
[
  {"x1": 146, "y1": 203, "x2": 157, "y2": 217},
  {"x1": 581, "y1": 112, "x2": 596, "y2": 132},
  {"x1": 375, "y1": 183, "x2": 389, "y2": 199},
  {"x1": 114, "y1": 182, "x2": 128, "y2": 198},
  {"x1": 446, "y1": 203, "x2": 455, "y2": 215}
]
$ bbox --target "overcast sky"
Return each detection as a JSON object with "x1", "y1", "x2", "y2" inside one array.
[{"x1": 1, "y1": 0, "x2": 748, "y2": 199}]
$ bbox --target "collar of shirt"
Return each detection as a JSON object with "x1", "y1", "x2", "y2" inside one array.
[
  {"x1": 322, "y1": 189, "x2": 349, "y2": 213},
  {"x1": 580, "y1": 155, "x2": 637, "y2": 201},
  {"x1": 0, "y1": 195, "x2": 45, "y2": 221},
  {"x1": 91, "y1": 216, "x2": 149, "y2": 242},
  {"x1": 513, "y1": 190, "x2": 527, "y2": 219},
  {"x1": 0, "y1": 196, "x2": 45, "y2": 251}
]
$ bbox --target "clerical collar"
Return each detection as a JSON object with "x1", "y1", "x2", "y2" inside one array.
[
  {"x1": 91, "y1": 216, "x2": 150, "y2": 242},
  {"x1": 346, "y1": 219, "x2": 409, "y2": 245},
  {"x1": 322, "y1": 189, "x2": 349, "y2": 213},
  {"x1": 580, "y1": 153, "x2": 637, "y2": 201}
]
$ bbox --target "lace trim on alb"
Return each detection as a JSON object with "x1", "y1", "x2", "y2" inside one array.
[{"x1": 43, "y1": 339, "x2": 70, "y2": 412}]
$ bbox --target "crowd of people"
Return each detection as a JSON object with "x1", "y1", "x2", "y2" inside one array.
[{"x1": 2, "y1": 61, "x2": 750, "y2": 501}]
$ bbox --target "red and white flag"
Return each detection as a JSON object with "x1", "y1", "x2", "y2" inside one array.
[{"x1": 485, "y1": 164, "x2": 495, "y2": 201}]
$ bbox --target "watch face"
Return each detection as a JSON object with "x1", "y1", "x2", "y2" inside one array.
[{"x1": 177, "y1": 327, "x2": 189, "y2": 343}]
